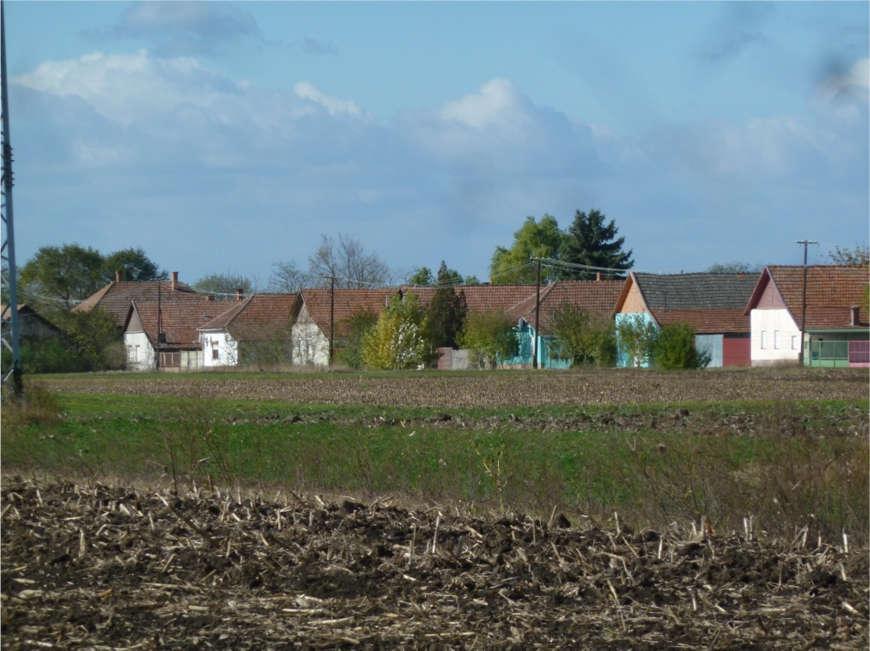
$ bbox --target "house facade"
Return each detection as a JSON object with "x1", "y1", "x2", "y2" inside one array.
[
  {"x1": 198, "y1": 293, "x2": 299, "y2": 368},
  {"x1": 614, "y1": 272, "x2": 757, "y2": 368},
  {"x1": 745, "y1": 265, "x2": 869, "y2": 367}
]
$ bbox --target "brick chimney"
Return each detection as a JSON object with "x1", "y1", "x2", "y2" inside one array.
[
  {"x1": 850, "y1": 305, "x2": 860, "y2": 326},
  {"x1": 236, "y1": 288, "x2": 244, "y2": 302},
  {"x1": 171, "y1": 271, "x2": 178, "y2": 292},
  {"x1": 115, "y1": 269, "x2": 122, "y2": 282}
]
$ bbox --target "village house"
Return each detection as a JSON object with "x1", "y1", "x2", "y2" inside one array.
[
  {"x1": 291, "y1": 288, "x2": 397, "y2": 366},
  {"x1": 198, "y1": 293, "x2": 299, "y2": 368},
  {"x1": 122, "y1": 293, "x2": 230, "y2": 371},
  {"x1": 75, "y1": 271, "x2": 197, "y2": 327},
  {"x1": 1, "y1": 303, "x2": 64, "y2": 342},
  {"x1": 744, "y1": 265, "x2": 869, "y2": 367},
  {"x1": 613, "y1": 272, "x2": 758, "y2": 368}
]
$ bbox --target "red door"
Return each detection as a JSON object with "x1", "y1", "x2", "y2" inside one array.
[{"x1": 723, "y1": 335, "x2": 750, "y2": 367}]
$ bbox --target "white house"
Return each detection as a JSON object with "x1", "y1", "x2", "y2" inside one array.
[{"x1": 198, "y1": 294, "x2": 299, "y2": 368}]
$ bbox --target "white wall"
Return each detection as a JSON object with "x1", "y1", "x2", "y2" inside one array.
[
  {"x1": 124, "y1": 332, "x2": 156, "y2": 371},
  {"x1": 200, "y1": 331, "x2": 239, "y2": 367},
  {"x1": 291, "y1": 319, "x2": 330, "y2": 366},
  {"x1": 750, "y1": 308, "x2": 801, "y2": 365}
]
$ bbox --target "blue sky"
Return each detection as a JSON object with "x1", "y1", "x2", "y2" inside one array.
[{"x1": 5, "y1": 1, "x2": 869, "y2": 286}]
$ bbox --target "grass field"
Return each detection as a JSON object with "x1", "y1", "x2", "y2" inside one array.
[{"x1": 4, "y1": 367, "x2": 868, "y2": 542}]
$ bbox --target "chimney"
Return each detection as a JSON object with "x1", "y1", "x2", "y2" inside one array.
[
  {"x1": 115, "y1": 269, "x2": 122, "y2": 282},
  {"x1": 595, "y1": 272, "x2": 601, "y2": 282},
  {"x1": 236, "y1": 288, "x2": 244, "y2": 302},
  {"x1": 850, "y1": 305, "x2": 860, "y2": 326},
  {"x1": 171, "y1": 271, "x2": 178, "y2": 291}
]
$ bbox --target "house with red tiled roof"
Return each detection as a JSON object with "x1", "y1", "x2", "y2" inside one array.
[
  {"x1": 122, "y1": 293, "x2": 230, "y2": 371},
  {"x1": 614, "y1": 272, "x2": 758, "y2": 367},
  {"x1": 75, "y1": 271, "x2": 197, "y2": 328},
  {"x1": 291, "y1": 288, "x2": 399, "y2": 365},
  {"x1": 198, "y1": 294, "x2": 300, "y2": 367},
  {"x1": 744, "y1": 265, "x2": 869, "y2": 367}
]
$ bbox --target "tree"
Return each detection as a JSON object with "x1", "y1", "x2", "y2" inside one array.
[
  {"x1": 828, "y1": 245, "x2": 869, "y2": 266},
  {"x1": 339, "y1": 310, "x2": 378, "y2": 369},
  {"x1": 407, "y1": 267, "x2": 434, "y2": 286},
  {"x1": 53, "y1": 308, "x2": 125, "y2": 371},
  {"x1": 459, "y1": 311, "x2": 517, "y2": 369},
  {"x1": 550, "y1": 304, "x2": 616, "y2": 367},
  {"x1": 490, "y1": 215, "x2": 564, "y2": 284},
  {"x1": 193, "y1": 273, "x2": 254, "y2": 297},
  {"x1": 560, "y1": 209, "x2": 634, "y2": 279},
  {"x1": 424, "y1": 263, "x2": 468, "y2": 350},
  {"x1": 361, "y1": 293, "x2": 427, "y2": 369},
  {"x1": 19, "y1": 244, "x2": 105, "y2": 309},
  {"x1": 309, "y1": 234, "x2": 390, "y2": 289},
  {"x1": 102, "y1": 247, "x2": 164, "y2": 282},
  {"x1": 268, "y1": 261, "x2": 312, "y2": 293},
  {"x1": 615, "y1": 314, "x2": 658, "y2": 368},
  {"x1": 653, "y1": 323, "x2": 710, "y2": 370},
  {"x1": 706, "y1": 262, "x2": 760, "y2": 274}
]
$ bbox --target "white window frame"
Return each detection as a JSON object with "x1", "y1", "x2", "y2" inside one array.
[
  {"x1": 774, "y1": 330, "x2": 782, "y2": 350},
  {"x1": 760, "y1": 331, "x2": 767, "y2": 350},
  {"x1": 791, "y1": 334, "x2": 798, "y2": 350}
]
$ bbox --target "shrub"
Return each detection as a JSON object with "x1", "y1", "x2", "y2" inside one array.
[
  {"x1": 459, "y1": 311, "x2": 517, "y2": 369},
  {"x1": 653, "y1": 323, "x2": 710, "y2": 369},
  {"x1": 615, "y1": 314, "x2": 659, "y2": 367},
  {"x1": 339, "y1": 310, "x2": 378, "y2": 369},
  {"x1": 361, "y1": 293, "x2": 427, "y2": 369},
  {"x1": 550, "y1": 304, "x2": 616, "y2": 367}
]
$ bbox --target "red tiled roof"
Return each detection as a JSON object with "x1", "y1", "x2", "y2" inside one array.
[
  {"x1": 199, "y1": 294, "x2": 299, "y2": 341},
  {"x1": 75, "y1": 279, "x2": 196, "y2": 326},
  {"x1": 748, "y1": 265, "x2": 869, "y2": 329},
  {"x1": 299, "y1": 288, "x2": 399, "y2": 337},
  {"x1": 126, "y1": 294, "x2": 230, "y2": 348},
  {"x1": 652, "y1": 308, "x2": 749, "y2": 334}
]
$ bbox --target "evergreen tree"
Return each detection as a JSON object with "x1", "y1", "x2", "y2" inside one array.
[
  {"x1": 560, "y1": 209, "x2": 634, "y2": 279},
  {"x1": 424, "y1": 262, "x2": 468, "y2": 349}
]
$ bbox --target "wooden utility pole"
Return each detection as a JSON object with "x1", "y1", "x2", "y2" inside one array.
[
  {"x1": 533, "y1": 258, "x2": 542, "y2": 369},
  {"x1": 796, "y1": 240, "x2": 818, "y2": 366},
  {"x1": 329, "y1": 275, "x2": 335, "y2": 366}
]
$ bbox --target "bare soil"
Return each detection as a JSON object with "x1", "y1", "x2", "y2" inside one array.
[{"x1": 3, "y1": 478, "x2": 867, "y2": 648}]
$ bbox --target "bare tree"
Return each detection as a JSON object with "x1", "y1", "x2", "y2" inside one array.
[
  {"x1": 308, "y1": 234, "x2": 391, "y2": 288},
  {"x1": 828, "y1": 245, "x2": 869, "y2": 266},
  {"x1": 268, "y1": 261, "x2": 312, "y2": 293}
]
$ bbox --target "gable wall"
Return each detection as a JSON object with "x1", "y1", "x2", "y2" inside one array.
[{"x1": 620, "y1": 279, "x2": 649, "y2": 314}]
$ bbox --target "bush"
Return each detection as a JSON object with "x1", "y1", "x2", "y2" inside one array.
[
  {"x1": 459, "y1": 311, "x2": 517, "y2": 369},
  {"x1": 615, "y1": 314, "x2": 659, "y2": 368},
  {"x1": 550, "y1": 304, "x2": 616, "y2": 367},
  {"x1": 339, "y1": 311, "x2": 377, "y2": 369},
  {"x1": 653, "y1": 323, "x2": 710, "y2": 369},
  {"x1": 361, "y1": 293, "x2": 427, "y2": 369}
]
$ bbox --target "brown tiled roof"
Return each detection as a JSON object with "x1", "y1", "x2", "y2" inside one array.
[
  {"x1": 126, "y1": 294, "x2": 229, "y2": 348},
  {"x1": 299, "y1": 288, "x2": 399, "y2": 337},
  {"x1": 748, "y1": 265, "x2": 869, "y2": 329},
  {"x1": 75, "y1": 279, "x2": 196, "y2": 326},
  {"x1": 652, "y1": 308, "x2": 749, "y2": 334},
  {"x1": 199, "y1": 294, "x2": 300, "y2": 341}
]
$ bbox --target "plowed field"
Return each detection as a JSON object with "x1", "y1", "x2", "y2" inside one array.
[{"x1": 3, "y1": 479, "x2": 867, "y2": 648}]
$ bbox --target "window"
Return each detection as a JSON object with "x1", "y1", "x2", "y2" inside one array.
[
  {"x1": 760, "y1": 331, "x2": 767, "y2": 349},
  {"x1": 774, "y1": 330, "x2": 782, "y2": 350},
  {"x1": 212, "y1": 348, "x2": 220, "y2": 360},
  {"x1": 126, "y1": 345, "x2": 135, "y2": 362},
  {"x1": 791, "y1": 335, "x2": 799, "y2": 350}
]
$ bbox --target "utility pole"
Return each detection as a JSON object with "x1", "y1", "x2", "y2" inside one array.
[
  {"x1": 796, "y1": 240, "x2": 818, "y2": 366},
  {"x1": 533, "y1": 258, "x2": 541, "y2": 369},
  {"x1": 329, "y1": 275, "x2": 335, "y2": 366},
  {"x1": 1, "y1": 0, "x2": 22, "y2": 396}
]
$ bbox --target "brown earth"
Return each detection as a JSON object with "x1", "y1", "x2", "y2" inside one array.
[
  {"x1": 3, "y1": 478, "x2": 867, "y2": 648},
  {"x1": 35, "y1": 367, "x2": 869, "y2": 408}
]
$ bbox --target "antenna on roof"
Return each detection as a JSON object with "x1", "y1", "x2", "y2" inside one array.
[{"x1": 1, "y1": 0, "x2": 22, "y2": 396}]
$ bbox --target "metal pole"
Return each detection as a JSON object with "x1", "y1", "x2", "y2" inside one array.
[
  {"x1": 533, "y1": 258, "x2": 541, "y2": 369},
  {"x1": 796, "y1": 240, "x2": 818, "y2": 366},
  {"x1": 155, "y1": 279, "x2": 161, "y2": 370},
  {"x1": 1, "y1": 0, "x2": 22, "y2": 396},
  {"x1": 329, "y1": 275, "x2": 335, "y2": 366}
]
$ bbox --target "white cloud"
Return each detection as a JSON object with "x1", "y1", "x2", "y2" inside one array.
[
  {"x1": 293, "y1": 81, "x2": 361, "y2": 117},
  {"x1": 439, "y1": 78, "x2": 530, "y2": 129}
]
